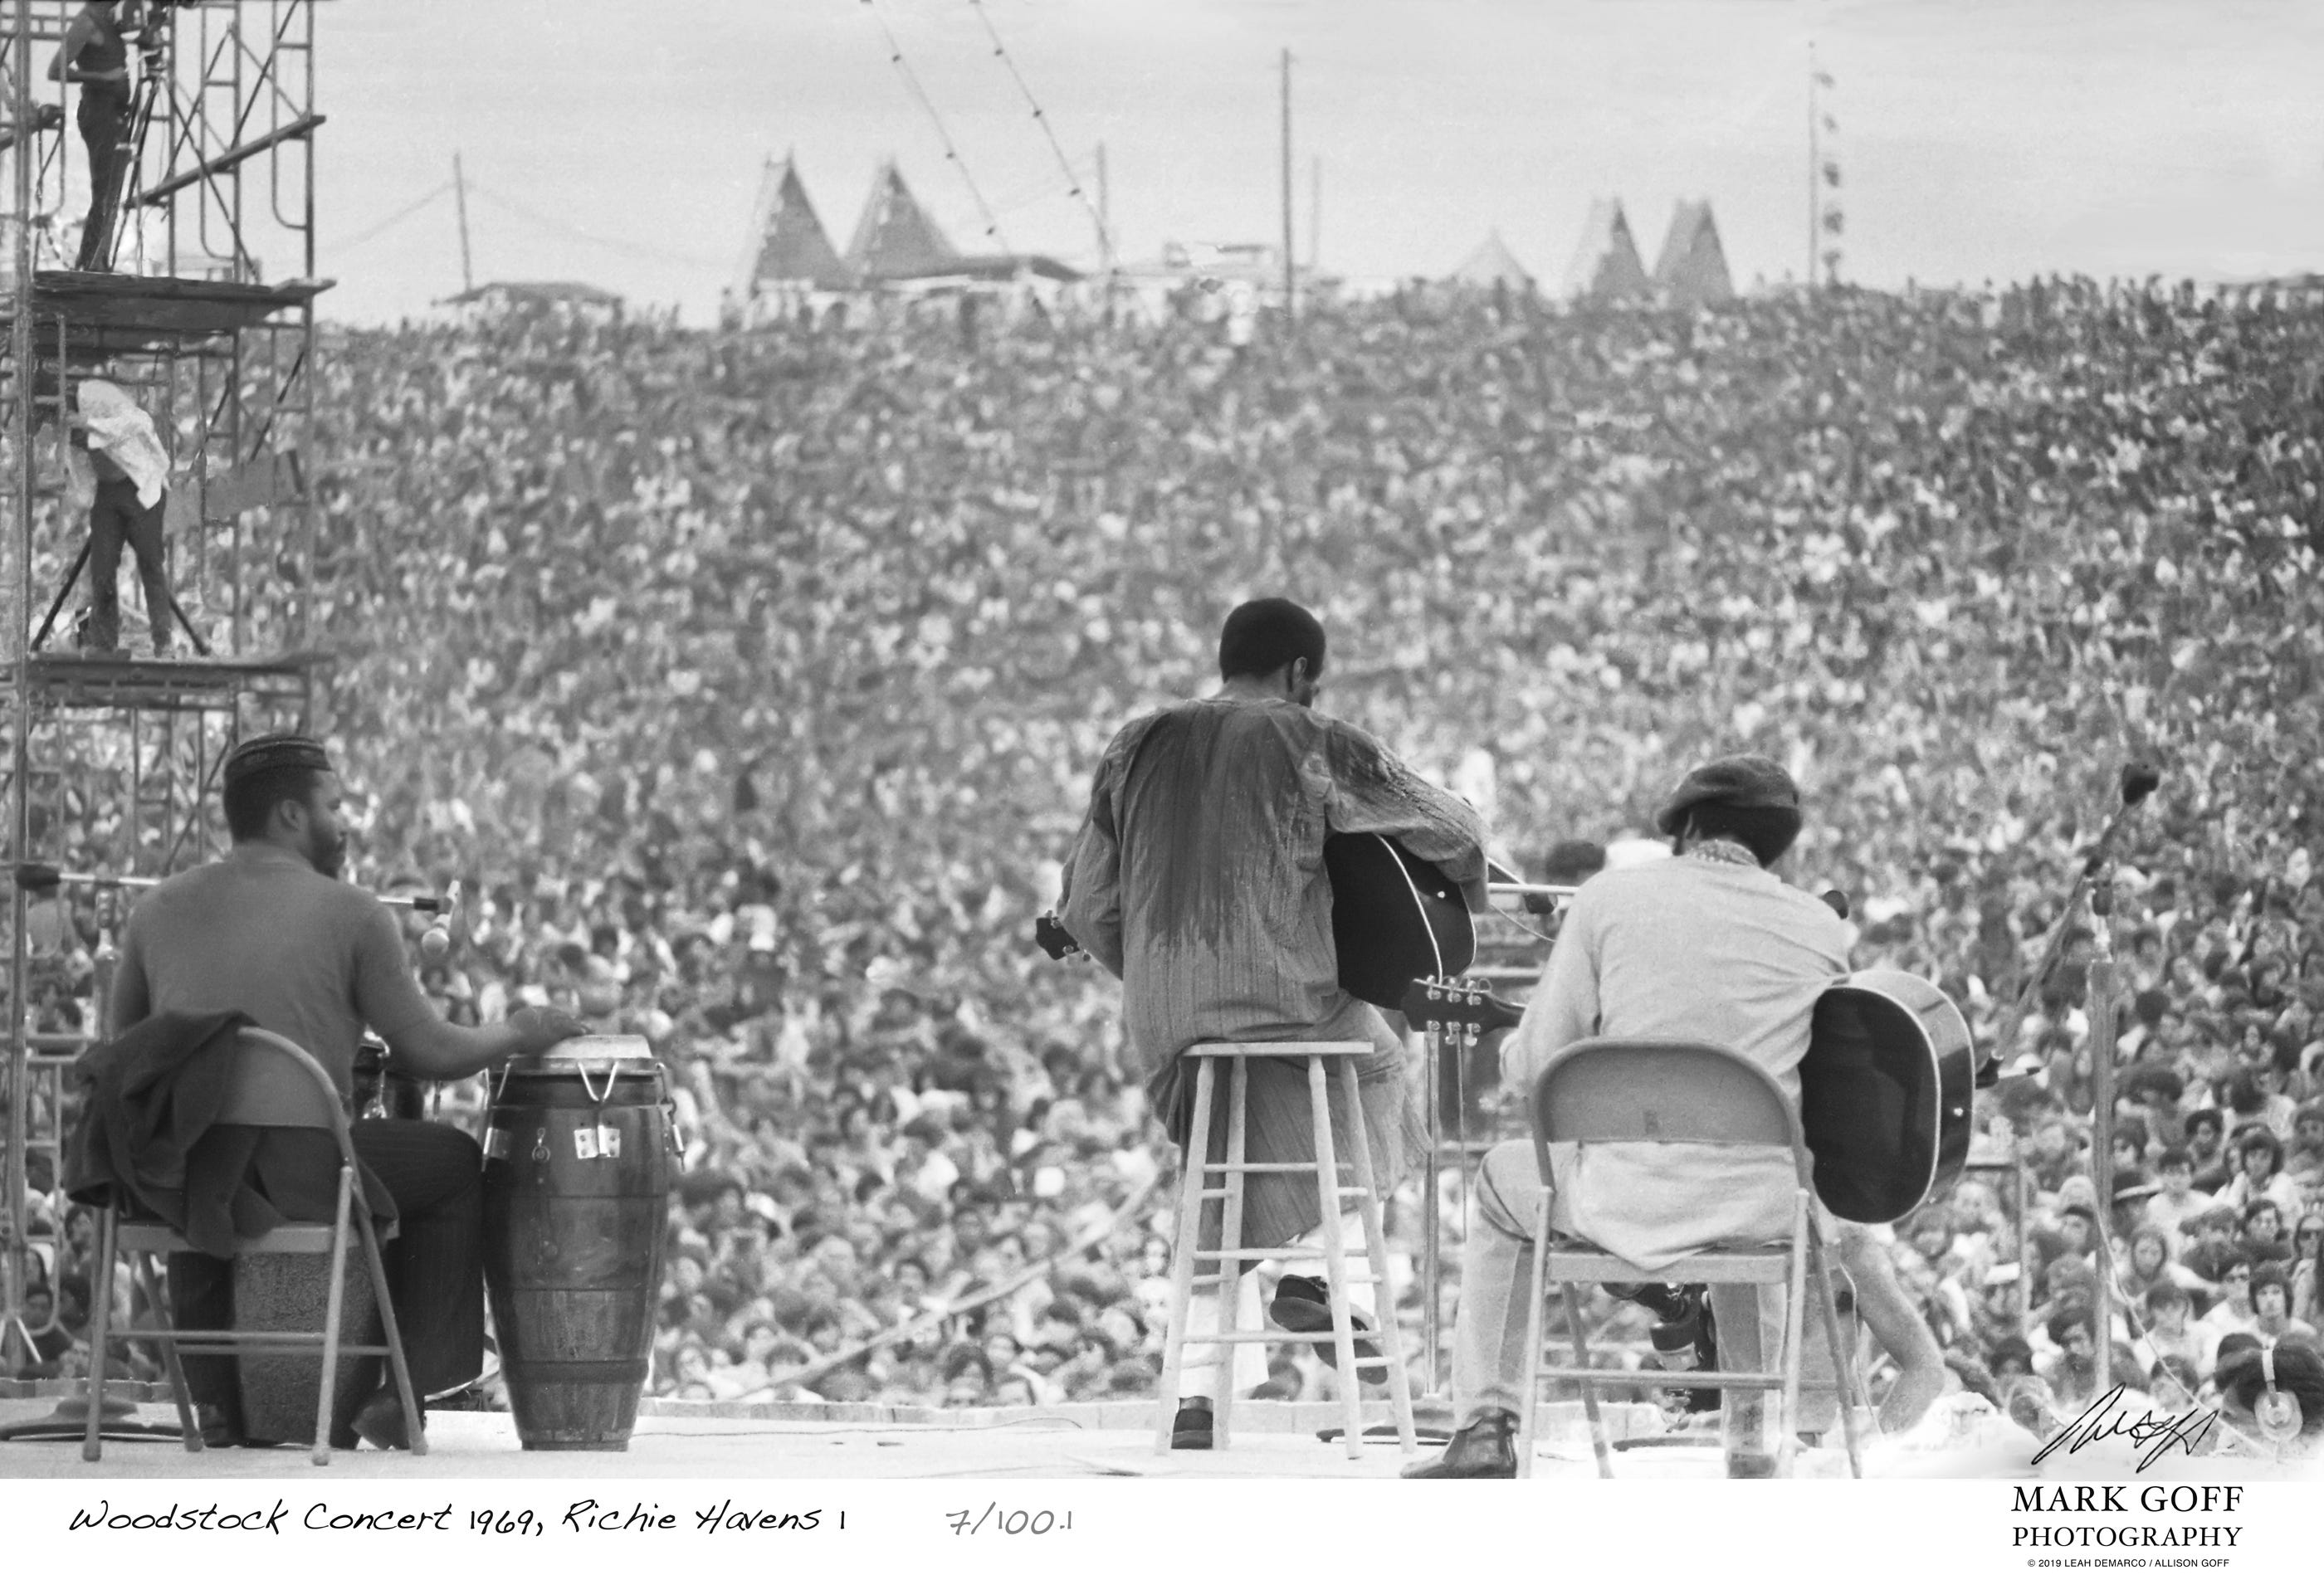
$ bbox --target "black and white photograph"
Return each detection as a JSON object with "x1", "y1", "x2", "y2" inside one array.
[{"x1": 1, "y1": 1, "x2": 2321, "y2": 1571}]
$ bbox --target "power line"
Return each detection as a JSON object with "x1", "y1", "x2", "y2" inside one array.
[
  {"x1": 335, "y1": 180, "x2": 456, "y2": 254},
  {"x1": 964, "y1": 0, "x2": 1114, "y2": 266},
  {"x1": 464, "y1": 181, "x2": 725, "y2": 271},
  {"x1": 862, "y1": 0, "x2": 1011, "y2": 251}
]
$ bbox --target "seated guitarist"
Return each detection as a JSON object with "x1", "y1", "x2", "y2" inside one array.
[
  {"x1": 1404, "y1": 753, "x2": 1948, "y2": 1477},
  {"x1": 1057, "y1": 597, "x2": 1486, "y2": 1450}
]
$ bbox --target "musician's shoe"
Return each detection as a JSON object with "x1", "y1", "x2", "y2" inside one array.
[
  {"x1": 1606, "y1": 1281, "x2": 1698, "y2": 1328},
  {"x1": 193, "y1": 1402, "x2": 290, "y2": 1450},
  {"x1": 194, "y1": 1403, "x2": 243, "y2": 1450},
  {"x1": 1169, "y1": 1402, "x2": 1214, "y2": 1451},
  {"x1": 1399, "y1": 1409, "x2": 1518, "y2": 1479},
  {"x1": 1267, "y1": 1275, "x2": 1381, "y2": 1370},
  {"x1": 2004, "y1": 1378, "x2": 2060, "y2": 1441},
  {"x1": 349, "y1": 1386, "x2": 419, "y2": 1451}
]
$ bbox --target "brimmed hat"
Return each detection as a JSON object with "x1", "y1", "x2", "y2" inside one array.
[{"x1": 1654, "y1": 753, "x2": 1801, "y2": 836}]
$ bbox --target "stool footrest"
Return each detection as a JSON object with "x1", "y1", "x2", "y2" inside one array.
[
  {"x1": 1184, "y1": 1042, "x2": 1374, "y2": 1056},
  {"x1": 1541, "y1": 1367, "x2": 1789, "y2": 1389},
  {"x1": 1182, "y1": 1329, "x2": 1398, "y2": 1363},
  {"x1": 1194, "y1": 1163, "x2": 1362, "y2": 1178},
  {"x1": 1190, "y1": 1250, "x2": 1380, "y2": 1270}
]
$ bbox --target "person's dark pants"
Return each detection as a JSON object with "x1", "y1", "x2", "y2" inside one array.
[
  {"x1": 76, "y1": 88, "x2": 131, "y2": 271},
  {"x1": 170, "y1": 1119, "x2": 488, "y2": 1416},
  {"x1": 87, "y1": 478, "x2": 171, "y2": 652}
]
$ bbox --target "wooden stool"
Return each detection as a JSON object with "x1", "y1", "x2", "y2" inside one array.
[{"x1": 1152, "y1": 1041, "x2": 1418, "y2": 1458}]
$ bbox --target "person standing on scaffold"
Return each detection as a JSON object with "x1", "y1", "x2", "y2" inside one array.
[
  {"x1": 70, "y1": 378, "x2": 176, "y2": 656},
  {"x1": 47, "y1": 1, "x2": 144, "y2": 272}
]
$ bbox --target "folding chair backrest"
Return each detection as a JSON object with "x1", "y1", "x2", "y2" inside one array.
[
  {"x1": 215, "y1": 1028, "x2": 354, "y2": 1152},
  {"x1": 1529, "y1": 1038, "x2": 1811, "y2": 1188}
]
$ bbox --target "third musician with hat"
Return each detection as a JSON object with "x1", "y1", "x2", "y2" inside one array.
[{"x1": 1404, "y1": 753, "x2": 1948, "y2": 1477}]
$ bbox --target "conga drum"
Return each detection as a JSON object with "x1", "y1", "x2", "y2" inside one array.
[{"x1": 481, "y1": 1036, "x2": 673, "y2": 1450}]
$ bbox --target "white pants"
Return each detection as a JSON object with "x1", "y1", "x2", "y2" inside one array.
[{"x1": 1178, "y1": 1211, "x2": 1371, "y2": 1400}]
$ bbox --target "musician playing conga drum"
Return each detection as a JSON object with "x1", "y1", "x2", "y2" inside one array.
[
  {"x1": 1057, "y1": 598, "x2": 1487, "y2": 1450},
  {"x1": 1404, "y1": 754, "x2": 1949, "y2": 1477},
  {"x1": 108, "y1": 734, "x2": 587, "y2": 1448}
]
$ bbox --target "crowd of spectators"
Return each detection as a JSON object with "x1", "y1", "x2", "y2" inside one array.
[{"x1": 8, "y1": 276, "x2": 2324, "y2": 1447}]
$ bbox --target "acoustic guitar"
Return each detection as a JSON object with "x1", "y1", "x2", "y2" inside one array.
[
  {"x1": 1399, "y1": 968, "x2": 1977, "y2": 1226},
  {"x1": 1035, "y1": 831, "x2": 1485, "y2": 1012}
]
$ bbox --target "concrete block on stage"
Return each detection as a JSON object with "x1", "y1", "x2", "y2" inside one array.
[{"x1": 233, "y1": 1250, "x2": 383, "y2": 1446}]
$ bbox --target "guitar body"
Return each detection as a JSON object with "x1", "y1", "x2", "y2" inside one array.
[
  {"x1": 1800, "y1": 968, "x2": 1976, "y2": 1225},
  {"x1": 1323, "y1": 832, "x2": 1477, "y2": 1011}
]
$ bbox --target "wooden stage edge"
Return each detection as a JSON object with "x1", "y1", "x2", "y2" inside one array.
[{"x1": 5, "y1": 1391, "x2": 2313, "y2": 1480}]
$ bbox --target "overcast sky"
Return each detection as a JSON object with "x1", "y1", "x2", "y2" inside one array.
[{"x1": 311, "y1": 0, "x2": 2324, "y2": 324}]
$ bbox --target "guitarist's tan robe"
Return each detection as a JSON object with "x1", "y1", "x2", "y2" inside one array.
[{"x1": 1060, "y1": 694, "x2": 1485, "y2": 1256}]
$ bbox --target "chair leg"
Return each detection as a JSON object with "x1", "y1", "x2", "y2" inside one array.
[
  {"x1": 1515, "y1": 1194, "x2": 1550, "y2": 1479},
  {"x1": 129, "y1": 1252, "x2": 199, "y2": 1453},
  {"x1": 1215, "y1": 1056, "x2": 1250, "y2": 1453},
  {"x1": 1565, "y1": 1280, "x2": 1612, "y2": 1478},
  {"x1": 1809, "y1": 1237, "x2": 1863, "y2": 1479},
  {"x1": 1337, "y1": 1059, "x2": 1415, "y2": 1454},
  {"x1": 312, "y1": 1167, "x2": 357, "y2": 1466},
  {"x1": 355, "y1": 1186, "x2": 428, "y2": 1456},
  {"x1": 1774, "y1": 1196, "x2": 1812, "y2": 1479},
  {"x1": 1306, "y1": 1055, "x2": 1363, "y2": 1460},
  {"x1": 81, "y1": 1209, "x2": 118, "y2": 1463},
  {"x1": 1154, "y1": 1056, "x2": 1217, "y2": 1454}
]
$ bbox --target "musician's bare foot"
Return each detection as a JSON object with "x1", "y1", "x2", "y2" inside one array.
[{"x1": 1879, "y1": 1360, "x2": 1948, "y2": 1436}]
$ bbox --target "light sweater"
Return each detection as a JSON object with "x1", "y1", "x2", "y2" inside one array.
[{"x1": 1505, "y1": 852, "x2": 1852, "y2": 1270}]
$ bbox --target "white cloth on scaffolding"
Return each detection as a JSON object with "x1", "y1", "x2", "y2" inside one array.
[{"x1": 76, "y1": 378, "x2": 171, "y2": 507}]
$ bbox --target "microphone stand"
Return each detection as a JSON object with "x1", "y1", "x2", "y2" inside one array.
[
  {"x1": 1986, "y1": 764, "x2": 2157, "y2": 1082},
  {"x1": 2087, "y1": 877, "x2": 2120, "y2": 1400},
  {"x1": 1416, "y1": 1015, "x2": 1476, "y2": 1410}
]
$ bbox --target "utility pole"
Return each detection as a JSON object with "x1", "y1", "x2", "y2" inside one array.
[
  {"x1": 453, "y1": 150, "x2": 474, "y2": 295},
  {"x1": 1280, "y1": 47, "x2": 1295, "y2": 323},
  {"x1": 1096, "y1": 140, "x2": 1113, "y2": 313},
  {"x1": 1806, "y1": 42, "x2": 1819, "y2": 294},
  {"x1": 1310, "y1": 155, "x2": 1321, "y2": 273}
]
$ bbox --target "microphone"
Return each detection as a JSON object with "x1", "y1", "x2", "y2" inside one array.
[
  {"x1": 2084, "y1": 763, "x2": 2163, "y2": 875},
  {"x1": 416, "y1": 880, "x2": 463, "y2": 965}
]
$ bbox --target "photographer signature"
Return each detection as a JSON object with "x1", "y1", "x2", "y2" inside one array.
[{"x1": 2032, "y1": 1385, "x2": 2221, "y2": 1472}]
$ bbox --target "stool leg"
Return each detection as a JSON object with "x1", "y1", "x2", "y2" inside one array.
[
  {"x1": 1307, "y1": 1055, "x2": 1363, "y2": 1459},
  {"x1": 1155, "y1": 1055, "x2": 1218, "y2": 1454},
  {"x1": 1337, "y1": 1058, "x2": 1415, "y2": 1453},
  {"x1": 1214, "y1": 1056, "x2": 1251, "y2": 1452}
]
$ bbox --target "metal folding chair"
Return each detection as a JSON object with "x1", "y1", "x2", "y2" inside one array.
[
  {"x1": 81, "y1": 1028, "x2": 427, "y2": 1465},
  {"x1": 1516, "y1": 1038, "x2": 1863, "y2": 1479}
]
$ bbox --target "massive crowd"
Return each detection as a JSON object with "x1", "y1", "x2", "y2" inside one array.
[{"x1": 8, "y1": 276, "x2": 2323, "y2": 1447}]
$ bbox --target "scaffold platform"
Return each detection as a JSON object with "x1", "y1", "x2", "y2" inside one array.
[
  {"x1": 0, "y1": 270, "x2": 330, "y2": 358},
  {"x1": 19, "y1": 650, "x2": 328, "y2": 712}
]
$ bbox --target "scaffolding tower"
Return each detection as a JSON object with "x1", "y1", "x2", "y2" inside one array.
[{"x1": 2, "y1": 0, "x2": 330, "y2": 1387}]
